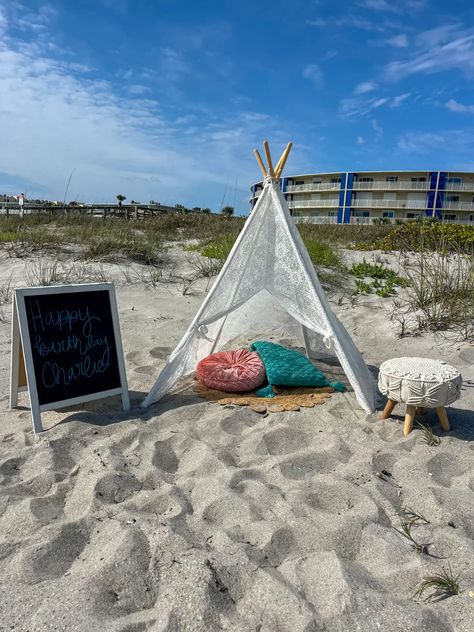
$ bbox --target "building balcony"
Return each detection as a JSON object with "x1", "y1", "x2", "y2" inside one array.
[
  {"x1": 288, "y1": 199, "x2": 339, "y2": 209},
  {"x1": 293, "y1": 215, "x2": 339, "y2": 224},
  {"x1": 352, "y1": 181, "x2": 429, "y2": 191},
  {"x1": 442, "y1": 201, "x2": 474, "y2": 211},
  {"x1": 286, "y1": 182, "x2": 341, "y2": 193},
  {"x1": 351, "y1": 199, "x2": 427, "y2": 209},
  {"x1": 444, "y1": 182, "x2": 474, "y2": 192},
  {"x1": 291, "y1": 214, "x2": 474, "y2": 226}
]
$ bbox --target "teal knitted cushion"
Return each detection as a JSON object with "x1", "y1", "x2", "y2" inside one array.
[{"x1": 249, "y1": 340, "x2": 345, "y2": 396}]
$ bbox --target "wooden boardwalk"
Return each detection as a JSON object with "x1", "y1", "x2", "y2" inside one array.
[{"x1": 0, "y1": 203, "x2": 181, "y2": 219}]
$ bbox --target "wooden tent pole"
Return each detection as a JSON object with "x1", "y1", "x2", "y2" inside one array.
[
  {"x1": 263, "y1": 140, "x2": 275, "y2": 179},
  {"x1": 253, "y1": 149, "x2": 268, "y2": 179},
  {"x1": 274, "y1": 154, "x2": 283, "y2": 177},
  {"x1": 275, "y1": 142, "x2": 293, "y2": 179}
]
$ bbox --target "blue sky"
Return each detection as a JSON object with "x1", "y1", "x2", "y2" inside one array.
[{"x1": 1, "y1": 0, "x2": 474, "y2": 213}]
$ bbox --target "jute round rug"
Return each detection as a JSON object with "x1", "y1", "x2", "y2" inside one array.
[{"x1": 193, "y1": 381, "x2": 335, "y2": 413}]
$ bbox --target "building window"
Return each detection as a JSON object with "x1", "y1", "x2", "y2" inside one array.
[
  {"x1": 330, "y1": 178, "x2": 341, "y2": 183},
  {"x1": 313, "y1": 180, "x2": 322, "y2": 184},
  {"x1": 443, "y1": 214, "x2": 456, "y2": 221},
  {"x1": 406, "y1": 212, "x2": 424, "y2": 218},
  {"x1": 411, "y1": 177, "x2": 426, "y2": 182},
  {"x1": 386, "y1": 176, "x2": 398, "y2": 182},
  {"x1": 295, "y1": 180, "x2": 304, "y2": 185},
  {"x1": 355, "y1": 211, "x2": 370, "y2": 217},
  {"x1": 446, "y1": 195, "x2": 460, "y2": 202},
  {"x1": 382, "y1": 211, "x2": 394, "y2": 218},
  {"x1": 358, "y1": 177, "x2": 374, "y2": 182},
  {"x1": 447, "y1": 177, "x2": 463, "y2": 184},
  {"x1": 328, "y1": 211, "x2": 338, "y2": 217}
]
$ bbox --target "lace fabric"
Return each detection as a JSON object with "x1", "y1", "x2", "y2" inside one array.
[{"x1": 143, "y1": 181, "x2": 376, "y2": 413}]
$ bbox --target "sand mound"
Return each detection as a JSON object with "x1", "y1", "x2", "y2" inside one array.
[{"x1": 1, "y1": 256, "x2": 473, "y2": 631}]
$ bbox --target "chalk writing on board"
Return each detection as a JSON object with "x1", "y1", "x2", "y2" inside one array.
[
  {"x1": 27, "y1": 300, "x2": 111, "y2": 389},
  {"x1": 24, "y1": 290, "x2": 121, "y2": 406}
]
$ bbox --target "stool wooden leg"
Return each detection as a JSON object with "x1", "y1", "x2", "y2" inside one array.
[
  {"x1": 380, "y1": 399, "x2": 397, "y2": 420},
  {"x1": 403, "y1": 405, "x2": 417, "y2": 436},
  {"x1": 436, "y1": 406, "x2": 451, "y2": 432}
]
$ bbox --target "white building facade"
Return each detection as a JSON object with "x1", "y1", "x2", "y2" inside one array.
[{"x1": 250, "y1": 171, "x2": 474, "y2": 225}]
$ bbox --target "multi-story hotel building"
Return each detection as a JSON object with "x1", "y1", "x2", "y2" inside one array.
[{"x1": 250, "y1": 171, "x2": 474, "y2": 225}]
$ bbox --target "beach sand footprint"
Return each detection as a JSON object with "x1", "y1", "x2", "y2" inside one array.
[
  {"x1": 279, "y1": 437, "x2": 350, "y2": 480},
  {"x1": 259, "y1": 427, "x2": 309, "y2": 455},
  {"x1": 149, "y1": 346, "x2": 172, "y2": 360},
  {"x1": 18, "y1": 520, "x2": 89, "y2": 583},
  {"x1": 220, "y1": 408, "x2": 260, "y2": 436},
  {"x1": 94, "y1": 472, "x2": 143, "y2": 505},
  {"x1": 152, "y1": 440, "x2": 179, "y2": 474},
  {"x1": 29, "y1": 481, "x2": 70, "y2": 524},
  {"x1": 426, "y1": 452, "x2": 470, "y2": 487},
  {"x1": 92, "y1": 527, "x2": 157, "y2": 617}
]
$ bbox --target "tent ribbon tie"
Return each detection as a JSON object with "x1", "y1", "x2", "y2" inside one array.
[
  {"x1": 323, "y1": 334, "x2": 334, "y2": 350},
  {"x1": 196, "y1": 324, "x2": 214, "y2": 342}
]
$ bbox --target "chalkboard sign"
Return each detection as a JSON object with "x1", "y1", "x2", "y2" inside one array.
[{"x1": 10, "y1": 283, "x2": 130, "y2": 433}]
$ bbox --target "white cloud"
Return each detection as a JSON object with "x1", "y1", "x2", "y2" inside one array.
[
  {"x1": 306, "y1": 18, "x2": 327, "y2": 27},
  {"x1": 358, "y1": 0, "x2": 398, "y2": 11},
  {"x1": 387, "y1": 34, "x2": 409, "y2": 48},
  {"x1": 416, "y1": 24, "x2": 460, "y2": 48},
  {"x1": 373, "y1": 97, "x2": 389, "y2": 108},
  {"x1": 306, "y1": 15, "x2": 385, "y2": 32},
  {"x1": 357, "y1": 136, "x2": 365, "y2": 145},
  {"x1": 0, "y1": 7, "x2": 7, "y2": 34},
  {"x1": 397, "y1": 129, "x2": 474, "y2": 156},
  {"x1": 342, "y1": 92, "x2": 407, "y2": 117},
  {"x1": 302, "y1": 63, "x2": 323, "y2": 86},
  {"x1": 127, "y1": 84, "x2": 150, "y2": 95},
  {"x1": 446, "y1": 98, "x2": 474, "y2": 113},
  {"x1": 354, "y1": 81, "x2": 377, "y2": 94},
  {"x1": 397, "y1": 131, "x2": 446, "y2": 152},
  {"x1": 14, "y1": 3, "x2": 58, "y2": 32},
  {"x1": 0, "y1": 17, "x2": 297, "y2": 210},
  {"x1": 390, "y1": 92, "x2": 411, "y2": 107},
  {"x1": 358, "y1": 0, "x2": 426, "y2": 11},
  {"x1": 372, "y1": 119, "x2": 383, "y2": 140},
  {"x1": 339, "y1": 95, "x2": 388, "y2": 118},
  {"x1": 160, "y1": 47, "x2": 189, "y2": 81},
  {"x1": 386, "y1": 25, "x2": 474, "y2": 79}
]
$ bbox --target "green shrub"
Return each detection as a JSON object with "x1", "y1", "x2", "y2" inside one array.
[
  {"x1": 200, "y1": 234, "x2": 236, "y2": 260},
  {"x1": 349, "y1": 259, "x2": 409, "y2": 296},
  {"x1": 302, "y1": 239, "x2": 342, "y2": 268},
  {"x1": 370, "y1": 220, "x2": 474, "y2": 254}
]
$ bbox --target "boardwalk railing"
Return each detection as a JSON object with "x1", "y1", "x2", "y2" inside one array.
[{"x1": 0, "y1": 203, "x2": 182, "y2": 219}]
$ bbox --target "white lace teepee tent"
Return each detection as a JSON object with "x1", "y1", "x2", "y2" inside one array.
[{"x1": 143, "y1": 141, "x2": 375, "y2": 413}]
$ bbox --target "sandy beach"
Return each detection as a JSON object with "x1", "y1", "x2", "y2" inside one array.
[{"x1": 1, "y1": 248, "x2": 473, "y2": 631}]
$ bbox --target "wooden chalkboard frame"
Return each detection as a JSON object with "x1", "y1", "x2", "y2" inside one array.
[{"x1": 10, "y1": 283, "x2": 130, "y2": 433}]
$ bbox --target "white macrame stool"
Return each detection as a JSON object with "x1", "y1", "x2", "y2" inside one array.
[{"x1": 378, "y1": 357, "x2": 462, "y2": 436}]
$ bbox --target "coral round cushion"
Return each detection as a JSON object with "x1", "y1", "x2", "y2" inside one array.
[{"x1": 196, "y1": 349, "x2": 266, "y2": 392}]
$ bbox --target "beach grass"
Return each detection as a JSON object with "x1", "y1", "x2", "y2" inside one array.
[
  {"x1": 1, "y1": 214, "x2": 473, "y2": 340},
  {"x1": 413, "y1": 566, "x2": 462, "y2": 602}
]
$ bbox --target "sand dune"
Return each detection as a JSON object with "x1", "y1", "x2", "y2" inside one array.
[{"x1": 1, "y1": 252, "x2": 473, "y2": 631}]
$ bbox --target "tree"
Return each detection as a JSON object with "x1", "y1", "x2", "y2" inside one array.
[
  {"x1": 221, "y1": 205, "x2": 234, "y2": 216},
  {"x1": 116, "y1": 194, "x2": 126, "y2": 207},
  {"x1": 201, "y1": 207, "x2": 211, "y2": 214}
]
